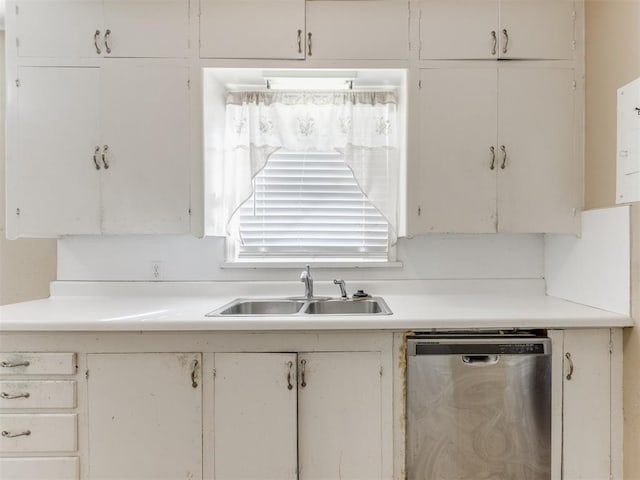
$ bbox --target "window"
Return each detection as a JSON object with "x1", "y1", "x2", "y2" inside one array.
[{"x1": 230, "y1": 150, "x2": 389, "y2": 261}]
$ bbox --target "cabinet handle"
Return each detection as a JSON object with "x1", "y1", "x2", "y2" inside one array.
[
  {"x1": 2, "y1": 430, "x2": 31, "y2": 438},
  {"x1": 489, "y1": 146, "x2": 496, "y2": 170},
  {"x1": 101, "y1": 145, "x2": 110, "y2": 169},
  {"x1": 307, "y1": 32, "x2": 312, "y2": 56},
  {"x1": 191, "y1": 359, "x2": 199, "y2": 388},
  {"x1": 94, "y1": 30, "x2": 102, "y2": 54},
  {"x1": 104, "y1": 29, "x2": 112, "y2": 54},
  {"x1": 491, "y1": 30, "x2": 497, "y2": 56},
  {"x1": 502, "y1": 29, "x2": 509, "y2": 54},
  {"x1": 297, "y1": 29, "x2": 303, "y2": 54},
  {"x1": 0, "y1": 361, "x2": 30, "y2": 368},
  {"x1": 0, "y1": 392, "x2": 30, "y2": 400},
  {"x1": 565, "y1": 352, "x2": 574, "y2": 380},
  {"x1": 500, "y1": 145, "x2": 507, "y2": 169},
  {"x1": 300, "y1": 359, "x2": 307, "y2": 388},
  {"x1": 286, "y1": 361, "x2": 294, "y2": 390},
  {"x1": 93, "y1": 146, "x2": 101, "y2": 170}
]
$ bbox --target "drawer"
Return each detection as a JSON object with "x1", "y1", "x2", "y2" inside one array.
[
  {"x1": 0, "y1": 353, "x2": 76, "y2": 376},
  {"x1": 0, "y1": 457, "x2": 79, "y2": 480},
  {"x1": 0, "y1": 381, "x2": 76, "y2": 409},
  {"x1": 0, "y1": 414, "x2": 77, "y2": 452}
]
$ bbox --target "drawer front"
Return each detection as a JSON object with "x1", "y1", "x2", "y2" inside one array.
[
  {"x1": 0, "y1": 457, "x2": 79, "y2": 480},
  {"x1": 0, "y1": 353, "x2": 76, "y2": 376},
  {"x1": 0, "y1": 414, "x2": 77, "y2": 452},
  {"x1": 0, "y1": 381, "x2": 76, "y2": 409}
]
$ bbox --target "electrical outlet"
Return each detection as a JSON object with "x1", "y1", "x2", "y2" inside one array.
[{"x1": 151, "y1": 261, "x2": 162, "y2": 280}]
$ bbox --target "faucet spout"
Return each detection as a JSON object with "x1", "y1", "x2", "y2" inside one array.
[{"x1": 300, "y1": 265, "x2": 313, "y2": 299}]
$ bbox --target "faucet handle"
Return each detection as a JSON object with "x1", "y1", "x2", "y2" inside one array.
[{"x1": 333, "y1": 279, "x2": 348, "y2": 299}]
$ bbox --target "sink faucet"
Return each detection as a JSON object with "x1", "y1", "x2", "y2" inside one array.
[
  {"x1": 300, "y1": 265, "x2": 313, "y2": 299},
  {"x1": 334, "y1": 279, "x2": 348, "y2": 299}
]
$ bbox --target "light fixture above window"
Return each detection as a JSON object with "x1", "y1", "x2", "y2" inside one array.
[{"x1": 262, "y1": 70, "x2": 358, "y2": 90}]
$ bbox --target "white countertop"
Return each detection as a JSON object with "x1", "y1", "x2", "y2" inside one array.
[{"x1": 0, "y1": 280, "x2": 632, "y2": 331}]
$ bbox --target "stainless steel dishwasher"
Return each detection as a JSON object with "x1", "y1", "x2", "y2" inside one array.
[{"x1": 407, "y1": 333, "x2": 552, "y2": 480}]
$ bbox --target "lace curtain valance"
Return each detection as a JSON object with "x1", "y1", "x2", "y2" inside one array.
[{"x1": 210, "y1": 90, "x2": 400, "y2": 242}]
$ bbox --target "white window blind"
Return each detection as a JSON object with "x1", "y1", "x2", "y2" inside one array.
[{"x1": 234, "y1": 150, "x2": 389, "y2": 259}]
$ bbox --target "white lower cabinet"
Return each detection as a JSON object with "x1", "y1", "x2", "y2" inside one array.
[
  {"x1": 87, "y1": 353, "x2": 202, "y2": 480},
  {"x1": 213, "y1": 351, "x2": 385, "y2": 480},
  {"x1": 561, "y1": 329, "x2": 619, "y2": 480}
]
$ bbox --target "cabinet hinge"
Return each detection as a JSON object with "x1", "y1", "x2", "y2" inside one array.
[
  {"x1": 418, "y1": 80, "x2": 422, "y2": 89},
  {"x1": 379, "y1": 366, "x2": 383, "y2": 377},
  {"x1": 187, "y1": 79, "x2": 191, "y2": 89},
  {"x1": 188, "y1": 207, "x2": 192, "y2": 216},
  {"x1": 212, "y1": 368, "x2": 216, "y2": 378},
  {"x1": 417, "y1": 206, "x2": 422, "y2": 216},
  {"x1": 609, "y1": 340, "x2": 614, "y2": 354},
  {"x1": 85, "y1": 369, "x2": 89, "y2": 380},
  {"x1": 15, "y1": 208, "x2": 20, "y2": 216},
  {"x1": 15, "y1": 79, "x2": 20, "y2": 88}
]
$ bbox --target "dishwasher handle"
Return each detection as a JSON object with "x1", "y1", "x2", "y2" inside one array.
[{"x1": 462, "y1": 354, "x2": 499, "y2": 365}]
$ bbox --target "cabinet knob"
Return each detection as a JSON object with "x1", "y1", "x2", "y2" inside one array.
[
  {"x1": 94, "y1": 30, "x2": 102, "y2": 55},
  {"x1": 565, "y1": 352, "x2": 574, "y2": 380},
  {"x1": 105, "y1": 29, "x2": 112, "y2": 54},
  {"x1": 102, "y1": 145, "x2": 110, "y2": 169},
  {"x1": 93, "y1": 146, "x2": 102, "y2": 170},
  {"x1": 491, "y1": 30, "x2": 497, "y2": 56},
  {"x1": 502, "y1": 29, "x2": 509, "y2": 54},
  {"x1": 0, "y1": 392, "x2": 30, "y2": 400},
  {"x1": 307, "y1": 32, "x2": 312, "y2": 56},
  {"x1": 286, "y1": 361, "x2": 294, "y2": 390},
  {"x1": 489, "y1": 146, "x2": 496, "y2": 170},
  {"x1": 2, "y1": 430, "x2": 31, "y2": 438},
  {"x1": 500, "y1": 145, "x2": 507, "y2": 170},
  {"x1": 0, "y1": 360, "x2": 30, "y2": 368},
  {"x1": 297, "y1": 29, "x2": 303, "y2": 54}
]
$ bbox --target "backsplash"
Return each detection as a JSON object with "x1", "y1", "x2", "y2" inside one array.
[{"x1": 57, "y1": 234, "x2": 544, "y2": 281}]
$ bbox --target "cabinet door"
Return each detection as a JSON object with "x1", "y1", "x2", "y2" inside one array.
[
  {"x1": 499, "y1": 0, "x2": 575, "y2": 59},
  {"x1": 200, "y1": 0, "x2": 305, "y2": 59},
  {"x1": 14, "y1": 67, "x2": 101, "y2": 236},
  {"x1": 213, "y1": 353, "x2": 298, "y2": 480},
  {"x1": 102, "y1": 0, "x2": 190, "y2": 58},
  {"x1": 87, "y1": 353, "x2": 202, "y2": 480},
  {"x1": 419, "y1": 0, "x2": 498, "y2": 59},
  {"x1": 497, "y1": 67, "x2": 579, "y2": 233},
  {"x1": 298, "y1": 352, "x2": 383, "y2": 480},
  {"x1": 100, "y1": 64, "x2": 190, "y2": 234},
  {"x1": 306, "y1": 1, "x2": 409, "y2": 60},
  {"x1": 16, "y1": 0, "x2": 102, "y2": 58},
  {"x1": 562, "y1": 330, "x2": 611, "y2": 480},
  {"x1": 417, "y1": 67, "x2": 498, "y2": 233}
]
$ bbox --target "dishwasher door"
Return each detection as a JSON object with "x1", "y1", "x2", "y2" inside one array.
[{"x1": 406, "y1": 337, "x2": 552, "y2": 480}]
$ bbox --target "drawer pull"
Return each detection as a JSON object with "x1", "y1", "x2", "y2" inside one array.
[
  {"x1": 0, "y1": 361, "x2": 30, "y2": 368},
  {"x1": 0, "y1": 392, "x2": 30, "y2": 400},
  {"x1": 2, "y1": 430, "x2": 31, "y2": 438}
]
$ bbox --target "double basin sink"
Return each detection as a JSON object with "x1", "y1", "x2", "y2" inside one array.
[{"x1": 206, "y1": 296, "x2": 392, "y2": 316}]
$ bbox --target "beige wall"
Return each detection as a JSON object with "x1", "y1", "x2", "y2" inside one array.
[
  {"x1": 584, "y1": 0, "x2": 640, "y2": 478},
  {"x1": 0, "y1": 32, "x2": 57, "y2": 305}
]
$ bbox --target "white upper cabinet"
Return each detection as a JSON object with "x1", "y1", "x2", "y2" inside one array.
[
  {"x1": 100, "y1": 64, "x2": 191, "y2": 234},
  {"x1": 419, "y1": 0, "x2": 575, "y2": 59},
  {"x1": 8, "y1": 65, "x2": 191, "y2": 238},
  {"x1": 199, "y1": 0, "x2": 306, "y2": 59},
  {"x1": 418, "y1": 67, "x2": 498, "y2": 233},
  {"x1": 416, "y1": 65, "x2": 579, "y2": 234},
  {"x1": 199, "y1": 0, "x2": 409, "y2": 60},
  {"x1": 13, "y1": 67, "x2": 102, "y2": 236},
  {"x1": 305, "y1": 1, "x2": 409, "y2": 60},
  {"x1": 15, "y1": 0, "x2": 190, "y2": 58},
  {"x1": 497, "y1": 67, "x2": 579, "y2": 233}
]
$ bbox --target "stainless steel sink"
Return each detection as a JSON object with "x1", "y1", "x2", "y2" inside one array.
[
  {"x1": 206, "y1": 296, "x2": 392, "y2": 316},
  {"x1": 305, "y1": 298, "x2": 392, "y2": 315},
  {"x1": 208, "y1": 299, "x2": 305, "y2": 316}
]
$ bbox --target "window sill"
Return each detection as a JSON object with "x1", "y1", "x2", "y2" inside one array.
[{"x1": 221, "y1": 260, "x2": 404, "y2": 269}]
